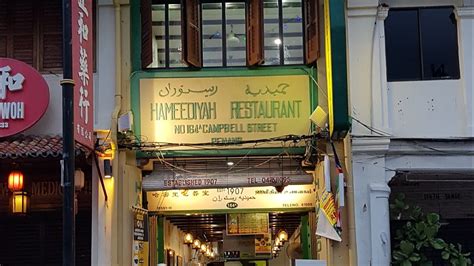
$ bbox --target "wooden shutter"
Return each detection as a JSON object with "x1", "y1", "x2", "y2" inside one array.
[
  {"x1": 40, "y1": 0, "x2": 63, "y2": 71},
  {"x1": 304, "y1": 0, "x2": 320, "y2": 64},
  {"x1": 246, "y1": 0, "x2": 264, "y2": 66},
  {"x1": 181, "y1": 0, "x2": 202, "y2": 68},
  {"x1": 141, "y1": 0, "x2": 153, "y2": 68},
  {"x1": 0, "y1": 0, "x2": 7, "y2": 57},
  {"x1": 10, "y1": 0, "x2": 36, "y2": 67}
]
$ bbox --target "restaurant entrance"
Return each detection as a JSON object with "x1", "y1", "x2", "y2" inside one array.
[{"x1": 144, "y1": 156, "x2": 317, "y2": 266}]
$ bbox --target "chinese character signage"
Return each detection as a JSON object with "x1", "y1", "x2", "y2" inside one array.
[
  {"x1": 146, "y1": 184, "x2": 316, "y2": 212},
  {"x1": 0, "y1": 58, "x2": 50, "y2": 137},
  {"x1": 138, "y1": 75, "x2": 311, "y2": 149},
  {"x1": 72, "y1": 0, "x2": 94, "y2": 149}
]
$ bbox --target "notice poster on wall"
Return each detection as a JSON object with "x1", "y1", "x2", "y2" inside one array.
[
  {"x1": 255, "y1": 234, "x2": 272, "y2": 255},
  {"x1": 227, "y1": 213, "x2": 269, "y2": 235},
  {"x1": 132, "y1": 210, "x2": 149, "y2": 266}
]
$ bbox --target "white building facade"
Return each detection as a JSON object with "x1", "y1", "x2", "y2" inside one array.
[{"x1": 346, "y1": 0, "x2": 474, "y2": 265}]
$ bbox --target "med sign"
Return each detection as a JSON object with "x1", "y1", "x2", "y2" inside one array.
[{"x1": 0, "y1": 58, "x2": 50, "y2": 137}]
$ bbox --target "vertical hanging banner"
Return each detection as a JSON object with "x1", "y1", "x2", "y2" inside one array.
[
  {"x1": 72, "y1": 0, "x2": 94, "y2": 149},
  {"x1": 132, "y1": 207, "x2": 150, "y2": 266}
]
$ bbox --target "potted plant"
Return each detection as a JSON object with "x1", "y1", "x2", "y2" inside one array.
[{"x1": 390, "y1": 194, "x2": 472, "y2": 266}]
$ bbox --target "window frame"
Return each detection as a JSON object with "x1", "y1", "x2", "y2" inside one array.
[
  {"x1": 147, "y1": 0, "x2": 310, "y2": 69},
  {"x1": 384, "y1": 6, "x2": 460, "y2": 82},
  {"x1": 0, "y1": 0, "x2": 97, "y2": 73}
]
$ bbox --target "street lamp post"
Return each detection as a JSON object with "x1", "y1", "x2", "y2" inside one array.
[{"x1": 61, "y1": 0, "x2": 76, "y2": 265}]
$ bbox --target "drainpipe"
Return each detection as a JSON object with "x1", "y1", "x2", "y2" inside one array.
[
  {"x1": 112, "y1": 0, "x2": 122, "y2": 265},
  {"x1": 344, "y1": 136, "x2": 358, "y2": 265}
]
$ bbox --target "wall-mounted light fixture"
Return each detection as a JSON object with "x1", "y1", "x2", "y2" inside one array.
[
  {"x1": 104, "y1": 159, "x2": 112, "y2": 178},
  {"x1": 278, "y1": 229, "x2": 288, "y2": 243},
  {"x1": 11, "y1": 191, "x2": 29, "y2": 214},
  {"x1": 184, "y1": 232, "x2": 194, "y2": 245},
  {"x1": 275, "y1": 237, "x2": 281, "y2": 248},
  {"x1": 8, "y1": 170, "x2": 24, "y2": 192},
  {"x1": 200, "y1": 243, "x2": 207, "y2": 253},
  {"x1": 192, "y1": 239, "x2": 201, "y2": 250}
]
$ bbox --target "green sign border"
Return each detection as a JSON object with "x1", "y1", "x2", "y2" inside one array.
[
  {"x1": 131, "y1": 67, "x2": 318, "y2": 157},
  {"x1": 328, "y1": 0, "x2": 351, "y2": 139},
  {"x1": 130, "y1": 0, "x2": 319, "y2": 157}
]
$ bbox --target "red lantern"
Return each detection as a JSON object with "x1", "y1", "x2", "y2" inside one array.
[{"x1": 8, "y1": 170, "x2": 24, "y2": 192}]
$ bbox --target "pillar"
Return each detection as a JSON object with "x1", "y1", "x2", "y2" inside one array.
[
  {"x1": 455, "y1": 6, "x2": 474, "y2": 136},
  {"x1": 368, "y1": 183, "x2": 391, "y2": 265}
]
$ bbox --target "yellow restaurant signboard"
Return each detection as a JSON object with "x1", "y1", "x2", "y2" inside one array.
[
  {"x1": 139, "y1": 75, "x2": 311, "y2": 148},
  {"x1": 146, "y1": 184, "x2": 316, "y2": 212}
]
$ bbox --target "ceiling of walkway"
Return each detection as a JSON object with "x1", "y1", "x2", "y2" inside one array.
[{"x1": 166, "y1": 211, "x2": 305, "y2": 242}]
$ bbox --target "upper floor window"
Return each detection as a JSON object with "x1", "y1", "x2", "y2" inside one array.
[
  {"x1": 142, "y1": 0, "x2": 319, "y2": 69},
  {"x1": 0, "y1": 0, "x2": 63, "y2": 73},
  {"x1": 385, "y1": 7, "x2": 460, "y2": 81}
]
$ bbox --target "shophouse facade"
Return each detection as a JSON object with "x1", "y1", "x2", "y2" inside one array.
[
  {"x1": 346, "y1": 0, "x2": 474, "y2": 265},
  {"x1": 0, "y1": 0, "x2": 117, "y2": 264},
  {"x1": 92, "y1": 0, "x2": 356, "y2": 265}
]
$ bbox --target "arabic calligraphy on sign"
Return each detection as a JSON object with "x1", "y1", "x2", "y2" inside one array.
[
  {"x1": 146, "y1": 184, "x2": 316, "y2": 212},
  {"x1": 158, "y1": 83, "x2": 218, "y2": 98},
  {"x1": 244, "y1": 83, "x2": 289, "y2": 97}
]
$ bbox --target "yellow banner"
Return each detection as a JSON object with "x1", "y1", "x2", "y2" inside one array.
[
  {"x1": 320, "y1": 191, "x2": 337, "y2": 226},
  {"x1": 146, "y1": 185, "x2": 316, "y2": 212},
  {"x1": 139, "y1": 75, "x2": 311, "y2": 148}
]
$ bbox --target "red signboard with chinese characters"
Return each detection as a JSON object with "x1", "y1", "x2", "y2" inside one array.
[
  {"x1": 72, "y1": 0, "x2": 94, "y2": 149},
  {"x1": 0, "y1": 58, "x2": 50, "y2": 137}
]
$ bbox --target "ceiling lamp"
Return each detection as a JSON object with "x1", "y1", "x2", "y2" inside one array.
[
  {"x1": 8, "y1": 170, "x2": 24, "y2": 192},
  {"x1": 278, "y1": 230, "x2": 288, "y2": 243},
  {"x1": 200, "y1": 243, "x2": 207, "y2": 253},
  {"x1": 275, "y1": 237, "x2": 281, "y2": 247},
  {"x1": 210, "y1": 252, "x2": 215, "y2": 259},
  {"x1": 184, "y1": 232, "x2": 194, "y2": 245},
  {"x1": 192, "y1": 239, "x2": 201, "y2": 250},
  {"x1": 11, "y1": 191, "x2": 29, "y2": 214},
  {"x1": 227, "y1": 25, "x2": 240, "y2": 44}
]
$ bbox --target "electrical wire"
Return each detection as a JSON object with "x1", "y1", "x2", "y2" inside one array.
[
  {"x1": 350, "y1": 115, "x2": 391, "y2": 136},
  {"x1": 119, "y1": 133, "x2": 323, "y2": 150}
]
